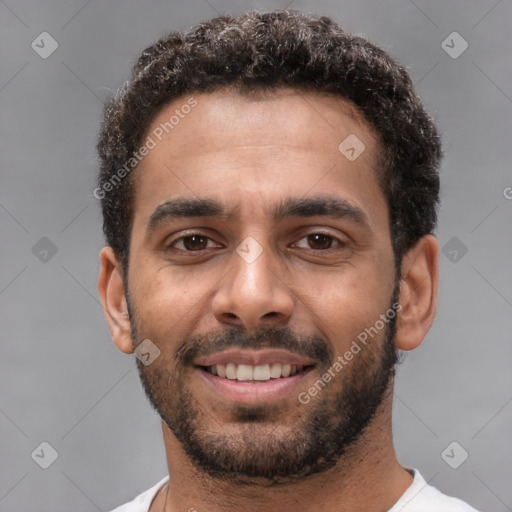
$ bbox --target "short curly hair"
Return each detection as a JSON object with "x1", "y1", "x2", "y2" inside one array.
[{"x1": 96, "y1": 9, "x2": 442, "y2": 274}]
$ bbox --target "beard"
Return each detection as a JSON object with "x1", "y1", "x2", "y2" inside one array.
[{"x1": 128, "y1": 283, "x2": 401, "y2": 485}]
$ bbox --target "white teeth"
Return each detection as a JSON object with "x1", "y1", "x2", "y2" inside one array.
[
  {"x1": 237, "y1": 364, "x2": 253, "y2": 381},
  {"x1": 270, "y1": 363, "x2": 282, "y2": 378},
  {"x1": 216, "y1": 364, "x2": 226, "y2": 378},
  {"x1": 253, "y1": 364, "x2": 270, "y2": 380},
  {"x1": 225, "y1": 363, "x2": 237, "y2": 379},
  {"x1": 205, "y1": 362, "x2": 308, "y2": 380}
]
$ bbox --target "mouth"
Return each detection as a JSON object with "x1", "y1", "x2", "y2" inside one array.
[
  {"x1": 198, "y1": 362, "x2": 314, "y2": 381},
  {"x1": 193, "y1": 349, "x2": 317, "y2": 403}
]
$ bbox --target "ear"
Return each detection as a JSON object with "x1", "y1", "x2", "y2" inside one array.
[
  {"x1": 395, "y1": 234, "x2": 439, "y2": 351},
  {"x1": 97, "y1": 246, "x2": 134, "y2": 354}
]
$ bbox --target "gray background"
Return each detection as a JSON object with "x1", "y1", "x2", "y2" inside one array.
[{"x1": 1, "y1": 0, "x2": 511, "y2": 511}]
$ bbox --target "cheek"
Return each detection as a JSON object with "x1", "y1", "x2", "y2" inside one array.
[
  {"x1": 130, "y1": 266, "x2": 218, "y2": 338},
  {"x1": 292, "y1": 266, "x2": 393, "y2": 348}
]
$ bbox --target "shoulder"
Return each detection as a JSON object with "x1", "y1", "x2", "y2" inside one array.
[
  {"x1": 389, "y1": 468, "x2": 481, "y2": 512},
  {"x1": 109, "y1": 475, "x2": 169, "y2": 512}
]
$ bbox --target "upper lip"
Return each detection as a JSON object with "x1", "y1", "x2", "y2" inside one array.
[{"x1": 194, "y1": 349, "x2": 316, "y2": 367}]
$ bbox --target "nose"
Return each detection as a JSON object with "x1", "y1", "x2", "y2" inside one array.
[{"x1": 211, "y1": 238, "x2": 294, "y2": 331}]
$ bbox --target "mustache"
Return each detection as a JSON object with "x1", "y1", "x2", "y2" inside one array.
[{"x1": 175, "y1": 325, "x2": 334, "y2": 368}]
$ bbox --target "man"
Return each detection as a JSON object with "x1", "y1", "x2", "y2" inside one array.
[{"x1": 96, "y1": 10, "x2": 480, "y2": 512}]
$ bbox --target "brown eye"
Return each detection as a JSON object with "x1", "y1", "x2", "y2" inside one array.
[
  {"x1": 306, "y1": 233, "x2": 335, "y2": 250},
  {"x1": 292, "y1": 232, "x2": 346, "y2": 253},
  {"x1": 180, "y1": 235, "x2": 209, "y2": 251},
  {"x1": 165, "y1": 231, "x2": 226, "y2": 258}
]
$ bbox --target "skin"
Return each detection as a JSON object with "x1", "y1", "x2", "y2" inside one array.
[{"x1": 98, "y1": 87, "x2": 439, "y2": 512}]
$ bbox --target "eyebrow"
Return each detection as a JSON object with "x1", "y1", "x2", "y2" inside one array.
[
  {"x1": 146, "y1": 195, "x2": 370, "y2": 233},
  {"x1": 270, "y1": 196, "x2": 368, "y2": 224}
]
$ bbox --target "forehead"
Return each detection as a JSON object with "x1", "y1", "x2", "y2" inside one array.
[
  {"x1": 147, "y1": 86, "x2": 378, "y2": 158},
  {"x1": 131, "y1": 86, "x2": 387, "y2": 233}
]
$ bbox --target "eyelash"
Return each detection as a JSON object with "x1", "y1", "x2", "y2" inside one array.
[{"x1": 166, "y1": 232, "x2": 347, "y2": 255}]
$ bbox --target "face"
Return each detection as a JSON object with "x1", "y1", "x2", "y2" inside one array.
[{"x1": 125, "y1": 87, "x2": 399, "y2": 483}]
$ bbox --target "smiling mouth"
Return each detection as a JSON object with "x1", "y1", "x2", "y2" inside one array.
[{"x1": 198, "y1": 363, "x2": 315, "y2": 382}]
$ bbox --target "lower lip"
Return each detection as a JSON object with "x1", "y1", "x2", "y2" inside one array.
[{"x1": 196, "y1": 366, "x2": 315, "y2": 404}]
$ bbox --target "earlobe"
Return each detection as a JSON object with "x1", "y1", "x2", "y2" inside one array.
[
  {"x1": 97, "y1": 247, "x2": 134, "y2": 354},
  {"x1": 395, "y1": 235, "x2": 439, "y2": 352}
]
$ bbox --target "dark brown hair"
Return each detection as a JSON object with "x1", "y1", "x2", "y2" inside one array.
[{"x1": 97, "y1": 10, "x2": 442, "y2": 273}]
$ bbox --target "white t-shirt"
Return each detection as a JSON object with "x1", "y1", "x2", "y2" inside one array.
[{"x1": 110, "y1": 468, "x2": 480, "y2": 512}]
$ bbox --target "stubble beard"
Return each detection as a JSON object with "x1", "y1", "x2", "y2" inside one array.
[{"x1": 129, "y1": 285, "x2": 400, "y2": 485}]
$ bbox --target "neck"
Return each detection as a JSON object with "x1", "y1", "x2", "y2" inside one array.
[{"x1": 157, "y1": 383, "x2": 413, "y2": 512}]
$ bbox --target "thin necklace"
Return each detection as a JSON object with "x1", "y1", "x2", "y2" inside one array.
[
  {"x1": 162, "y1": 482, "x2": 169, "y2": 512},
  {"x1": 150, "y1": 481, "x2": 169, "y2": 512}
]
